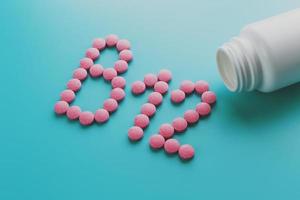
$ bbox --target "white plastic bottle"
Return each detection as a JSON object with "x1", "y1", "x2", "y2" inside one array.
[{"x1": 216, "y1": 8, "x2": 300, "y2": 92}]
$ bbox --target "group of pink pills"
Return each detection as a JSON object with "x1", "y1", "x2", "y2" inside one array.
[
  {"x1": 129, "y1": 74, "x2": 216, "y2": 160},
  {"x1": 54, "y1": 35, "x2": 217, "y2": 161},
  {"x1": 128, "y1": 69, "x2": 172, "y2": 141},
  {"x1": 54, "y1": 34, "x2": 132, "y2": 125},
  {"x1": 149, "y1": 80, "x2": 216, "y2": 160}
]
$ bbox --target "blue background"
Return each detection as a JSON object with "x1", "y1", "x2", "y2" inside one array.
[{"x1": 1, "y1": 0, "x2": 300, "y2": 199}]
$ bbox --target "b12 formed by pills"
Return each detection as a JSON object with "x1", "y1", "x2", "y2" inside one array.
[{"x1": 55, "y1": 35, "x2": 217, "y2": 162}]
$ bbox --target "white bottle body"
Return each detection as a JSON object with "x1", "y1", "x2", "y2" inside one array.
[{"x1": 217, "y1": 8, "x2": 300, "y2": 92}]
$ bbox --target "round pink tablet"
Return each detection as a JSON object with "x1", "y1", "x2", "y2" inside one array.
[
  {"x1": 106, "y1": 34, "x2": 119, "y2": 47},
  {"x1": 164, "y1": 139, "x2": 180, "y2": 154},
  {"x1": 154, "y1": 81, "x2": 168, "y2": 95},
  {"x1": 80, "y1": 57, "x2": 93, "y2": 69},
  {"x1": 66, "y1": 106, "x2": 81, "y2": 120},
  {"x1": 178, "y1": 144, "x2": 195, "y2": 160},
  {"x1": 180, "y1": 80, "x2": 195, "y2": 94},
  {"x1": 119, "y1": 50, "x2": 133, "y2": 62},
  {"x1": 114, "y1": 60, "x2": 128, "y2": 74},
  {"x1": 140, "y1": 103, "x2": 156, "y2": 117},
  {"x1": 92, "y1": 38, "x2": 106, "y2": 50},
  {"x1": 134, "y1": 114, "x2": 149, "y2": 128},
  {"x1": 111, "y1": 76, "x2": 126, "y2": 88},
  {"x1": 110, "y1": 88, "x2": 125, "y2": 101},
  {"x1": 116, "y1": 39, "x2": 131, "y2": 51},
  {"x1": 103, "y1": 68, "x2": 117, "y2": 81},
  {"x1": 201, "y1": 91, "x2": 216, "y2": 104},
  {"x1": 67, "y1": 78, "x2": 81, "y2": 92},
  {"x1": 158, "y1": 69, "x2": 172, "y2": 83},
  {"x1": 195, "y1": 80, "x2": 209, "y2": 94},
  {"x1": 79, "y1": 111, "x2": 94, "y2": 126},
  {"x1": 103, "y1": 98, "x2": 118, "y2": 112},
  {"x1": 128, "y1": 126, "x2": 144, "y2": 141},
  {"x1": 149, "y1": 134, "x2": 165, "y2": 149},
  {"x1": 159, "y1": 123, "x2": 174, "y2": 139},
  {"x1": 148, "y1": 92, "x2": 163, "y2": 106},
  {"x1": 131, "y1": 81, "x2": 146, "y2": 95},
  {"x1": 54, "y1": 101, "x2": 69, "y2": 115},
  {"x1": 184, "y1": 110, "x2": 199, "y2": 124},
  {"x1": 172, "y1": 117, "x2": 188, "y2": 132},
  {"x1": 171, "y1": 89, "x2": 185, "y2": 103},
  {"x1": 144, "y1": 73, "x2": 158, "y2": 87},
  {"x1": 195, "y1": 102, "x2": 211, "y2": 116},
  {"x1": 60, "y1": 89, "x2": 75, "y2": 103},
  {"x1": 89, "y1": 64, "x2": 103, "y2": 78},
  {"x1": 73, "y1": 68, "x2": 87, "y2": 81},
  {"x1": 94, "y1": 109, "x2": 109, "y2": 123},
  {"x1": 86, "y1": 48, "x2": 100, "y2": 60}
]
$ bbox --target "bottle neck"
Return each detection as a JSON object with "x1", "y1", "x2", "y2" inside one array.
[{"x1": 217, "y1": 36, "x2": 262, "y2": 92}]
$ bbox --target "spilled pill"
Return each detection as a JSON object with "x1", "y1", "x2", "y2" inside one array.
[
  {"x1": 158, "y1": 69, "x2": 172, "y2": 83},
  {"x1": 184, "y1": 110, "x2": 199, "y2": 124},
  {"x1": 164, "y1": 139, "x2": 180, "y2": 154},
  {"x1": 73, "y1": 68, "x2": 87, "y2": 81},
  {"x1": 103, "y1": 68, "x2": 117, "y2": 81},
  {"x1": 148, "y1": 92, "x2": 163, "y2": 106},
  {"x1": 195, "y1": 102, "x2": 211, "y2": 116},
  {"x1": 106, "y1": 34, "x2": 119, "y2": 47},
  {"x1": 128, "y1": 126, "x2": 144, "y2": 141},
  {"x1": 86, "y1": 47, "x2": 100, "y2": 60},
  {"x1": 92, "y1": 38, "x2": 106, "y2": 50},
  {"x1": 131, "y1": 81, "x2": 146, "y2": 94},
  {"x1": 67, "y1": 79, "x2": 81, "y2": 92},
  {"x1": 180, "y1": 80, "x2": 195, "y2": 94},
  {"x1": 201, "y1": 91, "x2": 216, "y2": 104},
  {"x1": 144, "y1": 73, "x2": 158, "y2": 87},
  {"x1": 110, "y1": 88, "x2": 125, "y2": 101},
  {"x1": 89, "y1": 64, "x2": 103, "y2": 78},
  {"x1": 94, "y1": 109, "x2": 109, "y2": 123},
  {"x1": 66, "y1": 106, "x2": 81, "y2": 120},
  {"x1": 80, "y1": 57, "x2": 93, "y2": 70},
  {"x1": 149, "y1": 134, "x2": 165, "y2": 149},
  {"x1": 60, "y1": 89, "x2": 75, "y2": 103},
  {"x1": 79, "y1": 111, "x2": 94, "y2": 126},
  {"x1": 116, "y1": 39, "x2": 131, "y2": 51},
  {"x1": 178, "y1": 144, "x2": 195, "y2": 160},
  {"x1": 134, "y1": 114, "x2": 150, "y2": 128},
  {"x1": 154, "y1": 81, "x2": 169, "y2": 94},
  {"x1": 159, "y1": 123, "x2": 175, "y2": 139},
  {"x1": 171, "y1": 89, "x2": 185, "y2": 103},
  {"x1": 119, "y1": 50, "x2": 133, "y2": 62},
  {"x1": 140, "y1": 103, "x2": 156, "y2": 117},
  {"x1": 195, "y1": 80, "x2": 209, "y2": 94},
  {"x1": 54, "y1": 101, "x2": 69, "y2": 115},
  {"x1": 172, "y1": 117, "x2": 188, "y2": 132},
  {"x1": 111, "y1": 76, "x2": 126, "y2": 88},
  {"x1": 114, "y1": 60, "x2": 128, "y2": 73},
  {"x1": 103, "y1": 98, "x2": 118, "y2": 112}
]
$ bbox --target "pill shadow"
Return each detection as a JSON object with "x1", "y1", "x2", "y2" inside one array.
[{"x1": 217, "y1": 82, "x2": 300, "y2": 126}]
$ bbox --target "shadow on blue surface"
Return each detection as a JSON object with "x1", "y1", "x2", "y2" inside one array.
[{"x1": 218, "y1": 82, "x2": 300, "y2": 126}]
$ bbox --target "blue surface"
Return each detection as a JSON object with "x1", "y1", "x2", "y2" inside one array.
[{"x1": 1, "y1": 0, "x2": 300, "y2": 199}]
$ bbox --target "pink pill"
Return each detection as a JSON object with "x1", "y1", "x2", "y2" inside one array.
[
  {"x1": 73, "y1": 68, "x2": 87, "y2": 81},
  {"x1": 195, "y1": 80, "x2": 209, "y2": 94},
  {"x1": 149, "y1": 134, "x2": 165, "y2": 149},
  {"x1": 86, "y1": 48, "x2": 100, "y2": 60},
  {"x1": 92, "y1": 38, "x2": 106, "y2": 50},
  {"x1": 128, "y1": 126, "x2": 144, "y2": 141},
  {"x1": 184, "y1": 110, "x2": 199, "y2": 124},
  {"x1": 79, "y1": 111, "x2": 94, "y2": 126},
  {"x1": 148, "y1": 92, "x2": 163, "y2": 106},
  {"x1": 195, "y1": 102, "x2": 211, "y2": 116},
  {"x1": 103, "y1": 98, "x2": 118, "y2": 112},
  {"x1": 202, "y1": 91, "x2": 216, "y2": 104},
  {"x1": 180, "y1": 80, "x2": 195, "y2": 94},
  {"x1": 89, "y1": 64, "x2": 103, "y2": 78},
  {"x1": 116, "y1": 39, "x2": 131, "y2": 51},
  {"x1": 54, "y1": 101, "x2": 69, "y2": 115},
  {"x1": 178, "y1": 144, "x2": 195, "y2": 160},
  {"x1": 110, "y1": 88, "x2": 125, "y2": 101},
  {"x1": 140, "y1": 103, "x2": 156, "y2": 117},
  {"x1": 164, "y1": 139, "x2": 180, "y2": 154},
  {"x1": 119, "y1": 50, "x2": 133, "y2": 62},
  {"x1": 80, "y1": 57, "x2": 93, "y2": 69},
  {"x1": 159, "y1": 123, "x2": 174, "y2": 139},
  {"x1": 60, "y1": 89, "x2": 75, "y2": 103},
  {"x1": 154, "y1": 81, "x2": 169, "y2": 94},
  {"x1": 111, "y1": 76, "x2": 126, "y2": 88},
  {"x1": 131, "y1": 81, "x2": 146, "y2": 95},
  {"x1": 94, "y1": 109, "x2": 109, "y2": 123},
  {"x1": 103, "y1": 68, "x2": 117, "y2": 81},
  {"x1": 158, "y1": 69, "x2": 172, "y2": 83},
  {"x1": 144, "y1": 73, "x2": 158, "y2": 87},
  {"x1": 67, "y1": 78, "x2": 81, "y2": 92},
  {"x1": 66, "y1": 106, "x2": 81, "y2": 120},
  {"x1": 171, "y1": 89, "x2": 185, "y2": 103},
  {"x1": 172, "y1": 117, "x2": 188, "y2": 132},
  {"x1": 114, "y1": 60, "x2": 128, "y2": 74},
  {"x1": 134, "y1": 114, "x2": 150, "y2": 128},
  {"x1": 105, "y1": 34, "x2": 119, "y2": 47}
]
